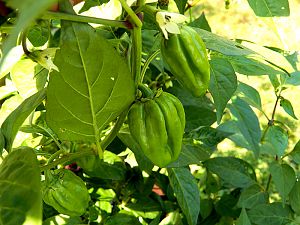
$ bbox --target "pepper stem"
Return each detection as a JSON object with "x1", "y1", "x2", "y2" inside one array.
[{"x1": 138, "y1": 83, "x2": 155, "y2": 98}]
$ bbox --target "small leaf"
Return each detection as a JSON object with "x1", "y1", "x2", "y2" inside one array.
[
  {"x1": 229, "y1": 97, "x2": 261, "y2": 156},
  {"x1": 247, "y1": 202, "x2": 291, "y2": 225},
  {"x1": 237, "y1": 184, "x2": 269, "y2": 209},
  {"x1": 236, "y1": 82, "x2": 262, "y2": 110},
  {"x1": 209, "y1": 57, "x2": 237, "y2": 123},
  {"x1": 0, "y1": 147, "x2": 42, "y2": 225},
  {"x1": 203, "y1": 157, "x2": 256, "y2": 188},
  {"x1": 289, "y1": 181, "x2": 300, "y2": 215},
  {"x1": 167, "y1": 167, "x2": 200, "y2": 225},
  {"x1": 46, "y1": 3, "x2": 135, "y2": 144},
  {"x1": 199, "y1": 198, "x2": 213, "y2": 220},
  {"x1": 289, "y1": 139, "x2": 300, "y2": 164},
  {"x1": 174, "y1": 0, "x2": 188, "y2": 14},
  {"x1": 1, "y1": 89, "x2": 46, "y2": 151},
  {"x1": 260, "y1": 125, "x2": 288, "y2": 156},
  {"x1": 236, "y1": 208, "x2": 251, "y2": 225},
  {"x1": 189, "y1": 12, "x2": 211, "y2": 32},
  {"x1": 247, "y1": 0, "x2": 290, "y2": 17},
  {"x1": 280, "y1": 98, "x2": 298, "y2": 120},
  {"x1": 269, "y1": 162, "x2": 296, "y2": 203}
]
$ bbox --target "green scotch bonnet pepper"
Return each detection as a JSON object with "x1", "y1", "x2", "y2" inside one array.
[
  {"x1": 42, "y1": 169, "x2": 90, "y2": 216},
  {"x1": 128, "y1": 89, "x2": 185, "y2": 167},
  {"x1": 161, "y1": 25, "x2": 210, "y2": 97}
]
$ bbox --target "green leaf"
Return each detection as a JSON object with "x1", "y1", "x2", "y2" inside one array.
[
  {"x1": 46, "y1": 5, "x2": 135, "y2": 144},
  {"x1": 0, "y1": 147, "x2": 42, "y2": 225},
  {"x1": 225, "y1": 55, "x2": 285, "y2": 76},
  {"x1": 27, "y1": 21, "x2": 50, "y2": 47},
  {"x1": 205, "y1": 172, "x2": 220, "y2": 194},
  {"x1": 247, "y1": 202, "x2": 291, "y2": 225},
  {"x1": 284, "y1": 71, "x2": 300, "y2": 86},
  {"x1": 1, "y1": 89, "x2": 46, "y2": 151},
  {"x1": 280, "y1": 98, "x2": 298, "y2": 120},
  {"x1": 159, "y1": 210, "x2": 182, "y2": 225},
  {"x1": 174, "y1": 0, "x2": 188, "y2": 14},
  {"x1": 217, "y1": 120, "x2": 251, "y2": 149},
  {"x1": 79, "y1": 0, "x2": 110, "y2": 13},
  {"x1": 237, "y1": 184, "x2": 269, "y2": 209},
  {"x1": 189, "y1": 12, "x2": 211, "y2": 32},
  {"x1": 289, "y1": 181, "x2": 300, "y2": 215},
  {"x1": 193, "y1": 28, "x2": 254, "y2": 56},
  {"x1": 168, "y1": 81, "x2": 216, "y2": 131},
  {"x1": 167, "y1": 141, "x2": 211, "y2": 167},
  {"x1": 289, "y1": 139, "x2": 300, "y2": 164},
  {"x1": 247, "y1": 0, "x2": 290, "y2": 17},
  {"x1": 269, "y1": 162, "x2": 296, "y2": 203},
  {"x1": 43, "y1": 215, "x2": 82, "y2": 225},
  {"x1": 118, "y1": 128, "x2": 154, "y2": 173},
  {"x1": 126, "y1": 197, "x2": 161, "y2": 219},
  {"x1": 236, "y1": 82, "x2": 262, "y2": 110},
  {"x1": 236, "y1": 208, "x2": 251, "y2": 225},
  {"x1": 167, "y1": 167, "x2": 200, "y2": 225},
  {"x1": 203, "y1": 157, "x2": 256, "y2": 188},
  {"x1": 209, "y1": 57, "x2": 237, "y2": 123},
  {"x1": 0, "y1": 128, "x2": 4, "y2": 154},
  {"x1": 229, "y1": 97, "x2": 261, "y2": 156},
  {"x1": 105, "y1": 212, "x2": 142, "y2": 225},
  {"x1": 186, "y1": 126, "x2": 232, "y2": 148},
  {"x1": 241, "y1": 41, "x2": 294, "y2": 74},
  {"x1": 260, "y1": 125, "x2": 288, "y2": 156},
  {"x1": 199, "y1": 198, "x2": 213, "y2": 220},
  {"x1": 10, "y1": 59, "x2": 47, "y2": 99},
  {"x1": 0, "y1": 0, "x2": 56, "y2": 66},
  {"x1": 0, "y1": 45, "x2": 24, "y2": 79}
]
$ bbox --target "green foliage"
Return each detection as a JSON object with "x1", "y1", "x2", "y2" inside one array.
[{"x1": 0, "y1": 0, "x2": 299, "y2": 224}]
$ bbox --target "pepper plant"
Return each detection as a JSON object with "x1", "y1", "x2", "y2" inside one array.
[{"x1": 0, "y1": 0, "x2": 300, "y2": 224}]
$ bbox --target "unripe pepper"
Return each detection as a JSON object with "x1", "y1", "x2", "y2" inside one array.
[
  {"x1": 160, "y1": 26, "x2": 210, "y2": 97},
  {"x1": 128, "y1": 88, "x2": 185, "y2": 167},
  {"x1": 42, "y1": 169, "x2": 90, "y2": 216}
]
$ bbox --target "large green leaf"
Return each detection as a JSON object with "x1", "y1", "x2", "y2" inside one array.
[
  {"x1": 248, "y1": 202, "x2": 291, "y2": 225},
  {"x1": 229, "y1": 97, "x2": 261, "y2": 156},
  {"x1": 167, "y1": 167, "x2": 200, "y2": 225},
  {"x1": 280, "y1": 98, "x2": 298, "y2": 120},
  {"x1": 269, "y1": 162, "x2": 296, "y2": 203},
  {"x1": 1, "y1": 89, "x2": 46, "y2": 151},
  {"x1": 209, "y1": 57, "x2": 237, "y2": 123},
  {"x1": 0, "y1": 0, "x2": 56, "y2": 66},
  {"x1": 247, "y1": 0, "x2": 290, "y2": 17},
  {"x1": 236, "y1": 82, "x2": 262, "y2": 110},
  {"x1": 46, "y1": 2, "x2": 135, "y2": 144},
  {"x1": 203, "y1": 157, "x2": 256, "y2": 188},
  {"x1": 194, "y1": 28, "x2": 254, "y2": 56},
  {"x1": 0, "y1": 147, "x2": 42, "y2": 225},
  {"x1": 260, "y1": 125, "x2": 288, "y2": 156},
  {"x1": 237, "y1": 184, "x2": 268, "y2": 209}
]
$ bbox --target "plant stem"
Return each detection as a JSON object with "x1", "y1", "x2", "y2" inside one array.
[
  {"x1": 132, "y1": 26, "x2": 143, "y2": 86},
  {"x1": 40, "y1": 149, "x2": 94, "y2": 172},
  {"x1": 119, "y1": 0, "x2": 142, "y2": 27},
  {"x1": 42, "y1": 11, "x2": 128, "y2": 28},
  {"x1": 265, "y1": 174, "x2": 272, "y2": 191},
  {"x1": 47, "y1": 149, "x2": 65, "y2": 164},
  {"x1": 21, "y1": 30, "x2": 30, "y2": 56},
  {"x1": 271, "y1": 93, "x2": 281, "y2": 122},
  {"x1": 101, "y1": 110, "x2": 129, "y2": 150},
  {"x1": 140, "y1": 49, "x2": 160, "y2": 83}
]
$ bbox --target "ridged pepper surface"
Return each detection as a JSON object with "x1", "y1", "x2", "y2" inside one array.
[
  {"x1": 128, "y1": 91, "x2": 185, "y2": 167},
  {"x1": 42, "y1": 169, "x2": 90, "y2": 216},
  {"x1": 161, "y1": 26, "x2": 210, "y2": 97}
]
